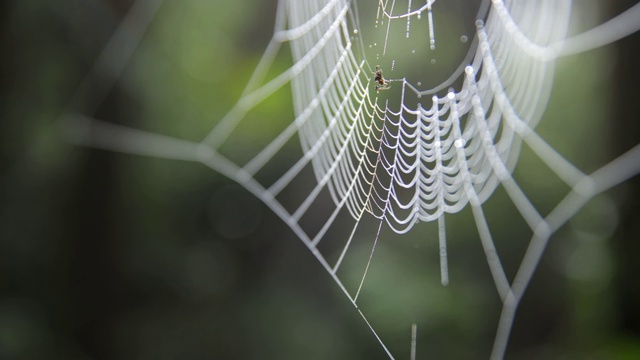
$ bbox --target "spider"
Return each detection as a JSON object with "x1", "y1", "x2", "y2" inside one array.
[{"x1": 373, "y1": 65, "x2": 390, "y2": 92}]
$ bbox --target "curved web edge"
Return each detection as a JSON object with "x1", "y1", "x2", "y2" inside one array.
[{"x1": 61, "y1": 0, "x2": 640, "y2": 358}]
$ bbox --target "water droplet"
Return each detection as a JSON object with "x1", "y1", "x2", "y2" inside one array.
[
  {"x1": 417, "y1": 12, "x2": 422, "y2": 20},
  {"x1": 460, "y1": 35, "x2": 468, "y2": 43},
  {"x1": 454, "y1": 139, "x2": 466, "y2": 148},
  {"x1": 417, "y1": 81, "x2": 422, "y2": 86},
  {"x1": 353, "y1": 29, "x2": 359, "y2": 35},
  {"x1": 430, "y1": 44, "x2": 436, "y2": 50},
  {"x1": 431, "y1": 59, "x2": 436, "y2": 64},
  {"x1": 417, "y1": 94, "x2": 422, "y2": 99},
  {"x1": 412, "y1": 49, "x2": 416, "y2": 54}
]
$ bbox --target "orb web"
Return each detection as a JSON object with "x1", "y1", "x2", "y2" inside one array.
[{"x1": 64, "y1": 0, "x2": 640, "y2": 358}]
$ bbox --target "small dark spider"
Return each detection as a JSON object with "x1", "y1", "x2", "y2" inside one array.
[{"x1": 373, "y1": 65, "x2": 390, "y2": 92}]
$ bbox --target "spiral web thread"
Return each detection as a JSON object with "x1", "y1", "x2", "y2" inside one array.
[{"x1": 64, "y1": 0, "x2": 640, "y2": 358}]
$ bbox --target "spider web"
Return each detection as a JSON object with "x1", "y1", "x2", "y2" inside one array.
[{"x1": 63, "y1": 0, "x2": 640, "y2": 358}]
